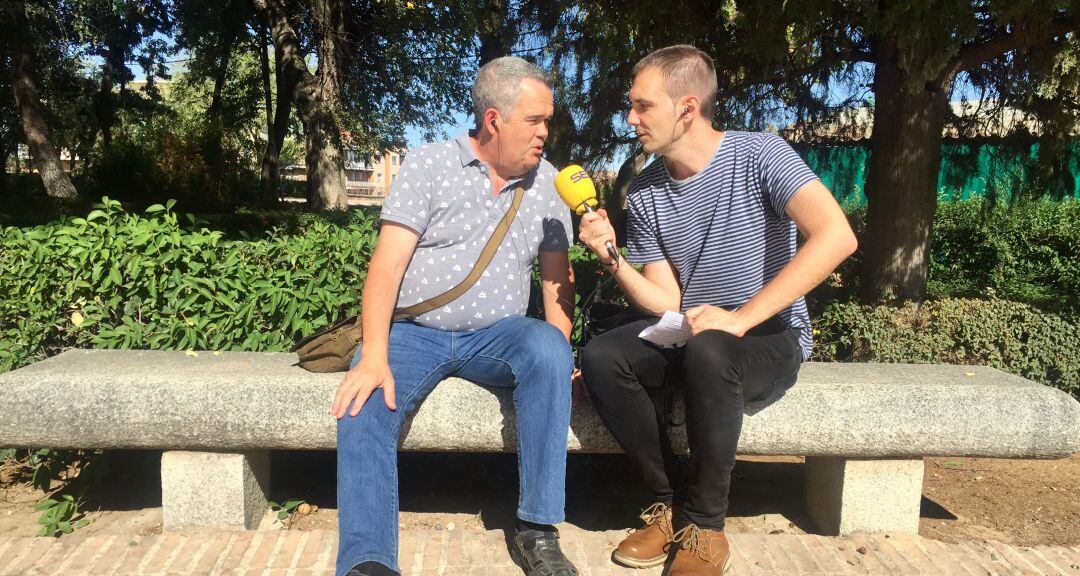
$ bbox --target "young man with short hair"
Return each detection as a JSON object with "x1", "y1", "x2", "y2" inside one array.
[{"x1": 578, "y1": 45, "x2": 857, "y2": 575}]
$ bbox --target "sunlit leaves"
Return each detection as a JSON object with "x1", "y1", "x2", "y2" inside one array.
[{"x1": 0, "y1": 197, "x2": 379, "y2": 372}]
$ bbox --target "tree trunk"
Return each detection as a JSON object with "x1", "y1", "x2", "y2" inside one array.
[
  {"x1": 207, "y1": 40, "x2": 233, "y2": 134},
  {"x1": 257, "y1": 23, "x2": 279, "y2": 204},
  {"x1": 204, "y1": 29, "x2": 236, "y2": 206},
  {"x1": 95, "y1": 59, "x2": 114, "y2": 150},
  {"x1": 608, "y1": 150, "x2": 648, "y2": 247},
  {"x1": 74, "y1": 132, "x2": 95, "y2": 173},
  {"x1": 0, "y1": 138, "x2": 9, "y2": 197},
  {"x1": 251, "y1": 0, "x2": 347, "y2": 211},
  {"x1": 94, "y1": 42, "x2": 126, "y2": 150},
  {"x1": 258, "y1": 26, "x2": 297, "y2": 205},
  {"x1": 305, "y1": 0, "x2": 348, "y2": 210},
  {"x1": 9, "y1": 37, "x2": 77, "y2": 199},
  {"x1": 301, "y1": 107, "x2": 347, "y2": 210},
  {"x1": 477, "y1": 0, "x2": 515, "y2": 66},
  {"x1": 860, "y1": 37, "x2": 950, "y2": 303}
]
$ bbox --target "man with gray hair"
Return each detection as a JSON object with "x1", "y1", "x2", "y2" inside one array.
[{"x1": 331, "y1": 56, "x2": 579, "y2": 576}]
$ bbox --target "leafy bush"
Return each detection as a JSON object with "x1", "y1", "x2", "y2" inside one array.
[
  {"x1": 3, "y1": 198, "x2": 1077, "y2": 400},
  {"x1": 806, "y1": 199, "x2": 1080, "y2": 308},
  {"x1": 81, "y1": 127, "x2": 262, "y2": 208},
  {"x1": 813, "y1": 297, "x2": 1080, "y2": 397},
  {"x1": 1, "y1": 448, "x2": 109, "y2": 537},
  {"x1": 35, "y1": 492, "x2": 92, "y2": 537},
  {"x1": 930, "y1": 200, "x2": 1080, "y2": 307},
  {"x1": 0, "y1": 197, "x2": 378, "y2": 372}
]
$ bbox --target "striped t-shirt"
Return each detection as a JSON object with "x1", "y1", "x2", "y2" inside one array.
[{"x1": 626, "y1": 131, "x2": 818, "y2": 359}]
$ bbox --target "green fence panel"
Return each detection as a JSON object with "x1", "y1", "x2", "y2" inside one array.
[{"x1": 796, "y1": 141, "x2": 1080, "y2": 206}]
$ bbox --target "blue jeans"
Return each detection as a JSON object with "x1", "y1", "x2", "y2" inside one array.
[{"x1": 335, "y1": 315, "x2": 574, "y2": 575}]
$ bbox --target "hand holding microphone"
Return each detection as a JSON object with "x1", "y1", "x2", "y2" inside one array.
[{"x1": 555, "y1": 165, "x2": 621, "y2": 267}]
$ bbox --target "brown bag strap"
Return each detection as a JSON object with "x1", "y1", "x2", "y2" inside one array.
[{"x1": 391, "y1": 185, "x2": 525, "y2": 321}]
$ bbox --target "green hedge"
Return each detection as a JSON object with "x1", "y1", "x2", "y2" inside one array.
[
  {"x1": 813, "y1": 297, "x2": 1079, "y2": 397},
  {"x1": 929, "y1": 200, "x2": 1080, "y2": 307},
  {"x1": 0, "y1": 197, "x2": 376, "y2": 372},
  {"x1": 2, "y1": 198, "x2": 1077, "y2": 398},
  {"x1": 816, "y1": 199, "x2": 1080, "y2": 308}
]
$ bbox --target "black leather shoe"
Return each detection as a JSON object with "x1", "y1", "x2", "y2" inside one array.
[
  {"x1": 344, "y1": 560, "x2": 400, "y2": 576},
  {"x1": 510, "y1": 528, "x2": 579, "y2": 576}
]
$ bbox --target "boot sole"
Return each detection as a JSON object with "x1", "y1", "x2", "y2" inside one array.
[
  {"x1": 611, "y1": 550, "x2": 668, "y2": 568},
  {"x1": 509, "y1": 542, "x2": 526, "y2": 571},
  {"x1": 657, "y1": 550, "x2": 735, "y2": 574}
]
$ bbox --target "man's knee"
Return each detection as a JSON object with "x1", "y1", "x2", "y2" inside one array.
[
  {"x1": 683, "y1": 330, "x2": 740, "y2": 388},
  {"x1": 503, "y1": 317, "x2": 572, "y2": 376},
  {"x1": 338, "y1": 390, "x2": 400, "y2": 444}
]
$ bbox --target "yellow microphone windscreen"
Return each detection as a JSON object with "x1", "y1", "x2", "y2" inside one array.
[{"x1": 555, "y1": 165, "x2": 599, "y2": 215}]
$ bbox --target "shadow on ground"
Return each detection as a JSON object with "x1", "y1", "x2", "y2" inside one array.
[
  {"x1": 267, "y1": 451, "x2": 818, "y2": 533},
  {"x1": 33, "y1": 449, "x2": 944, "y2": 536},
  {"x1": 8, "y1": 449, "x2": 1077, "y2": 547},
  {"x1": 86, "y1": 450, "x2": 163, "y2": 512}
]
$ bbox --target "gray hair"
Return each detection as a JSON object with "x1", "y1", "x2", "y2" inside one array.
[{"x1": 472, "y1": 56, "x2": 552, "y2": 129}]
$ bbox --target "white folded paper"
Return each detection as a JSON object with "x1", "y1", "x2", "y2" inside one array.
[{"x1": 638, "y1": 310, "x2": 692, "y2": 347}]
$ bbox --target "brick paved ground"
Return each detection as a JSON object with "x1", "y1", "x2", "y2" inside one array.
[{"x1": 2, "y1": 527, "x2": 1080, "y2": 576}]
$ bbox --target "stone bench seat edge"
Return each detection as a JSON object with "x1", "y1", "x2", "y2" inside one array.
[{"x1": 0, "y1": 349, "x2": 1077, "y2": 459}]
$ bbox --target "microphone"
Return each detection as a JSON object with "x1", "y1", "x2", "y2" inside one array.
[{"x1": 555, "y1": 165, "x2": 620, "y2": 265}]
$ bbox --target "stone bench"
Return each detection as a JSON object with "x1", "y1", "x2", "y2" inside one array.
[{"x1": 1, "y1": 349, "x2": 1078, "y2": 536}]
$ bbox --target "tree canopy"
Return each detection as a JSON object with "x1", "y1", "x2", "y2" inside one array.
[
  {"x1": 2, "y1": 0, "x2": 1077, "y2": 303},
  {"x1": 526, "y1": 0, "x2": 1080, "y2": 302}
]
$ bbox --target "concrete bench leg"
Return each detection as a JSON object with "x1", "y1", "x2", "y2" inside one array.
[
  {"x1": 805, "y1": 456, "x2": 923, "y2": 535},
  {"x1": 161, "y1": 450, "x2": 270, "y2": 531}
]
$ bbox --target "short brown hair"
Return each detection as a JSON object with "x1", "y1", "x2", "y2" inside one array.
[{"x1": 633, "y1": 45, "x2": 718, "y2": 119}]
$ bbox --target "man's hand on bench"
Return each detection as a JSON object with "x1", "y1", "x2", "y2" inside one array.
[{"x1": 332, "y1": 359, "x2": 397, "y2": 418}]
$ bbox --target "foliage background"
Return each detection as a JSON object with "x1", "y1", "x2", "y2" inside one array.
[
  {"x1": 2, "y1": 197, "x2": 1077, "y2": 398},
  {"x1": 0, "y1": 198, "x2": 375, "y2": 371}
]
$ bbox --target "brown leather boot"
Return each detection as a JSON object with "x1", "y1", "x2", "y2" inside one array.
[
  {"x1": 611, "y1": 502, "x2": 674, "y2": 568},
  {"x1": 667, "y1": 524, "x2": 732, "y2": 575}
]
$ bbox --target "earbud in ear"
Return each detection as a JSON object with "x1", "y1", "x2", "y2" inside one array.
[
  {"x1": 490, "y1": 118, "x2": 498, "y2": 131},
  {"x1": 680, "y1": 106, "x2": 690, "y2": 117}
]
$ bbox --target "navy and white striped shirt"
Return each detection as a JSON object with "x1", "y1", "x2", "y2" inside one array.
[{"x1": 626, "y1": 131, "x2": 818, "y2": 359}]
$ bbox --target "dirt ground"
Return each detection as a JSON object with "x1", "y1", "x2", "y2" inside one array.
[{"x1": 1, "y1": 450, "x2": 1077, "y2": 546}]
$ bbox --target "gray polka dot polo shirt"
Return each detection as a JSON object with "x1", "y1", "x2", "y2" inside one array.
[{"x1": 380, "y1": 132, "x2": 572, "y2": 331}]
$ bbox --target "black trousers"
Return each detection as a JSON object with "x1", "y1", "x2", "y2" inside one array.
[{"x1": 580, "y1": 315, "x2": 802, "y2": 530}]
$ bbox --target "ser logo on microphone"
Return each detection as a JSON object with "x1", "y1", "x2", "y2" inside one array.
[{"x1": 568, "y1": 169, "x2": 589, "y2": 184}]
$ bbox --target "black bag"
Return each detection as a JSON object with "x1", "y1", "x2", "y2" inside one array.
[
  {"x1": 580, "y1": 275, "x2": 651, "y2": 342},
  {"x1": 584, "y1": 301, "x2": 651, "y2": 340}
]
